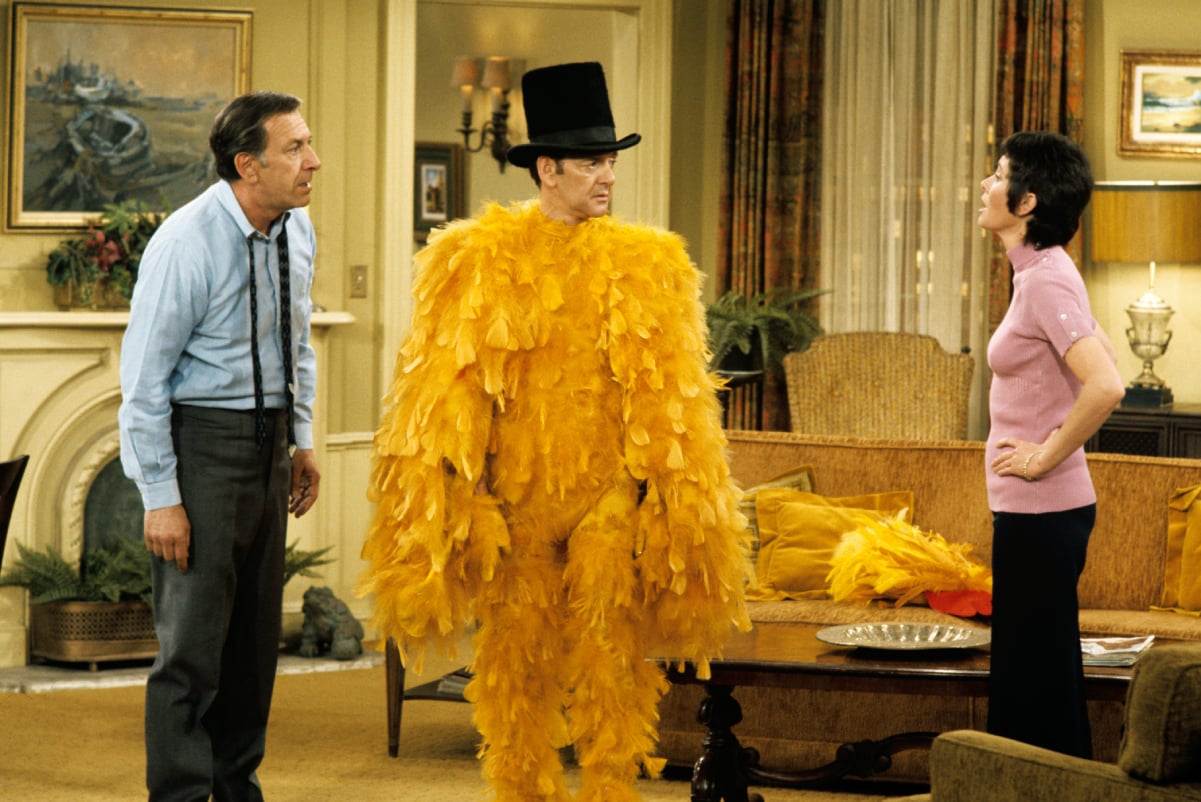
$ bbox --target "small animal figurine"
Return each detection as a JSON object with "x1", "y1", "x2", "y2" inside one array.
[{"x1": 298, "y1": 586, "x2": 364, "y2": 660}]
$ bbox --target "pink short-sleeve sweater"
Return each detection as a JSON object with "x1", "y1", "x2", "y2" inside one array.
[{"x1": 985, "y1": 243, "x2": 1099, "y2": 514}]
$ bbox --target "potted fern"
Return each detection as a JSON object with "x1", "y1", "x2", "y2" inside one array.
[
  {"x1": 0, "y1": 537, "x2": 156, "y2": 665},
  {"x1": 706, "y1": 287, "x2": 828, "y2": 374},
  {"x1": 0, "y1": 538, "x2": 333, "y2": 666}
]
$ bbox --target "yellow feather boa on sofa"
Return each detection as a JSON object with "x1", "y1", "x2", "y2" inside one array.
[{"x1": 358, "y1": 201, "x2": 751, "y2": 800}]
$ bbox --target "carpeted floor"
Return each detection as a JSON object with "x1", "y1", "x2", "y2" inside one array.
[{"x1": 0, "y1": 644, "x2": 927, "y2": 802}]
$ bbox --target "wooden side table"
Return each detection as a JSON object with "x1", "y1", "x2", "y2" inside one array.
[{"x1": 1087, "y1": 402, "x2": 1201, "y2": 459}]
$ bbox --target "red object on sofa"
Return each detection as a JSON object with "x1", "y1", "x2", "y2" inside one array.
[{"x1": 925, "y1": 589, "x2": 992, "y2": 617}]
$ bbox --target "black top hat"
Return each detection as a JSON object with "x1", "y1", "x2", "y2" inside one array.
[{"x1": 506, "y1": 62, "x2": 641, "y2": 169}]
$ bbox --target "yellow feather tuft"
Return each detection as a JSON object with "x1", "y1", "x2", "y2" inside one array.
[{"x1": 827, "y1": 514, "x2": 992, "y2": 606}]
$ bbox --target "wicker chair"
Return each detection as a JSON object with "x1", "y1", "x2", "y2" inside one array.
[{"x1": 783, "y1": 332, "x2": 974, "y2": 440}]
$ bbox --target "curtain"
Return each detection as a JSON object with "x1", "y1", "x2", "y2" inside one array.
[
  {"x1": 716, "y1": 0, "x2": 825, "y2": 432},
  {"x1": 820, "y1": 0, "x2": 997, "y2": 437},
  {"x1": 989, "y1": 0, "x2": 1086, "y2": 330}
]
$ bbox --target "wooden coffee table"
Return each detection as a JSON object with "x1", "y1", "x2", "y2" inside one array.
[{"x1": 664, "y1": 622, "x2": 1137, "y2": 802}]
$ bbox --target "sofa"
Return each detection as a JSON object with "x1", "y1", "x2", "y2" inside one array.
[
  {"x1": 657, "y1": 430, "x2": 1201, "y2": 784},
  {"x1": 901, "y1": 643, "x2": 1201, "y2": 801}
]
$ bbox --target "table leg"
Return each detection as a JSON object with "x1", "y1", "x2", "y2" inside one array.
[
  {"x1": 691, "y1": 684, "x2": 763, "y2": 802},
  {"x1": 386, "y1": 637, "x2": 405, "y2": 757}
]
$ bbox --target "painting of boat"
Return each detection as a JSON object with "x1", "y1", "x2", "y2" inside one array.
[
  {"x1": 66, "y1": 107, "x2": 152, "y2": 177},
  {"x1": 7, "y1": 4, "x2": 250, "y2": 228}
]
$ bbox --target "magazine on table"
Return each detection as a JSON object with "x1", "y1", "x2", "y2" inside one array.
[
  {"x1": 1080, "y1": 635, "x2": 1154, "y2": 666},
  {"x1": 436, "y1": 668, "x2": 474, "y2": 695}
]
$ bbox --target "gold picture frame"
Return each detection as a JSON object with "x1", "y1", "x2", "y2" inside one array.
[
  {"x1": 6, "y1": 3, "x2": 252, "y2": 231},
  {"x1": 413, "y1": 141, "x2": 465, "y2": 243},
  {"x1": 1119, "y1": 49, "x2": 1201, "y2": 159}
]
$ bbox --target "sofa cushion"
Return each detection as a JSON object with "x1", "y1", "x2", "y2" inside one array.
[
  {"x1": 1159, "y1": 485, "x2": 1201, "y2": 612},
  {"x1": 738, "y1": 465, "x2": 816, "y2": 559},
  {"x1": 1119, "y1": 643, "x2": 1201, "y2": 783},
  {"x1": 1080, "y1": 609, "x2": 1201, "y2": 641},
  {"x1": 747, "y1": 488, "x2": 913, "y2": 601}
]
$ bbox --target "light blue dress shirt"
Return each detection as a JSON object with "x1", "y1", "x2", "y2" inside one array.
[{"x1": 118, "y1": 180, "x2": 317, "y2": 510}]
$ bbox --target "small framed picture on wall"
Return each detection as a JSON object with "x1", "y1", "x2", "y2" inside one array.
[
  {"x1": 414, "y1": 142, "x2": 465, "y2": 242},
  {"x1": 1119, "y1": 49, "x2": 1201, "y2": 159}
]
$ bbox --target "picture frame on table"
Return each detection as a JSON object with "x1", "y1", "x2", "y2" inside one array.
[
  {"x1": 414, "y1": 141, "x2": 465, "y2": 242},
  {"x1": 5, "y1": 2, "x2": 252, "y2": 231},
  {"x1": 1119, "y1": 49, "x2": 1201, "y2": 159}
]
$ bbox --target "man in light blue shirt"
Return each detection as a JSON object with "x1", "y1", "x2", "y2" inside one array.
[{"x1": 118, "y1": 90, "x2": 321, "y2": 802}]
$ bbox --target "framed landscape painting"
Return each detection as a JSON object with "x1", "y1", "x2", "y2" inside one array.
[
  {"x1": 1119, "y1": 49, "x2": 1201, "y2": 159},
  {"x1": 6, "y1": 3, "x2": 252, "y2": 230}
]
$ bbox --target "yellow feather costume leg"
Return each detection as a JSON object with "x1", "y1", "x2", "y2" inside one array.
[{"x1": 470, "y1": 536, "x2": 572, "y2": 802}]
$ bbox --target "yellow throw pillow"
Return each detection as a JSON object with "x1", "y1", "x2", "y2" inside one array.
[
  {"x1": 1160, "y1": 485, "x2": 1201, "y2": 611},
  {"x1": 739, "y1": 465, "x2": 816, "y2": 558},
  {"x1": 747, "y1": 488, "x2": 914, "y2": 601}
]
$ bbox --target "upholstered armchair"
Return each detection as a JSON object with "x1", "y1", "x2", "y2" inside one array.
[
  {"x1": 783, "y1": 332, "x2": 974, "y2": 440},
  {"x1": 902, "y1": 643, "x2": 1201, "y2": 801}
]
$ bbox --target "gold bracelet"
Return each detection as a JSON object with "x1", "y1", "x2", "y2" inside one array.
[{"x1": 1022, "y1": 451, "x2": 1039, "y2": 482}]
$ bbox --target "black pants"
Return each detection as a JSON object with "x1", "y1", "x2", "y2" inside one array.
[
  {"x1": 987, "y1": 505, "x2": 1094, "y2": 759},
  {"x1": 145, "y1": 405, "x2": 290, "y2": 802}
]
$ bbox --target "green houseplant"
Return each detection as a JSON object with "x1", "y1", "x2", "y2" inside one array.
[
  {"x1": 706, "y1": 287, "x2": 828, "y2": 373},
  {"x1": 45, "y1": 200, "x2": 167, "y2": 309},
  {"x1": 0, "y1": 538, "x2": 334, "y2": 666},
  {"x1": 0, "y1": 538, "x2": 334, "y2": 604}
]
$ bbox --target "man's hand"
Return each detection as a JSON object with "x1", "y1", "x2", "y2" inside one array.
[
  {"x1": 290, "y1": 448, "x2": 320, "y2": 517},
  {"x1": 145, "y1": 505, "x2": 192, "y2": 572}
]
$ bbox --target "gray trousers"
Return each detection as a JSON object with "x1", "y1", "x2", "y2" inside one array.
[{"x1": 145, "y1": 405, "x2": 289, "y2": 802}]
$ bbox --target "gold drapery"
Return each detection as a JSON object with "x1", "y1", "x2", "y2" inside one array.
[
  {"x1": 989, "y1": 0, "x2": 1086, "y2": 331},
  {"x1": 716, "y1": 0, "x2": 826, "y2": 431}
]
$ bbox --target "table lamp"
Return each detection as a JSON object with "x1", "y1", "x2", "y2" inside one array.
[{"x1": 1090, "y1": 181, "x2": 1201, "y2": 408}]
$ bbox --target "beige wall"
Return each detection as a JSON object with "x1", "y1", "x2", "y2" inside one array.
[{"x1": 1082, "y1": 0, "x2": 1201, "y2": 406}]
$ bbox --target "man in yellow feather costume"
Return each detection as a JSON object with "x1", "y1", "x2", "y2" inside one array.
[{"x1": 359, "y1": 62, "x2": 751, "y2": 801}]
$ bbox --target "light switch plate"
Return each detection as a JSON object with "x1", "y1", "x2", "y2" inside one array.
[{"x1": 350, "y1": 265, "x2": 368, "y2": 298}]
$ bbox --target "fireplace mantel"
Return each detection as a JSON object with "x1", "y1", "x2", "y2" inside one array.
[{"x1": 0, "y1": 309, "x2": 354, "y2": 667}]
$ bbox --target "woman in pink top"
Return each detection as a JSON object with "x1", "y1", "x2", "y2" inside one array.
[{"x1": 979, "y1": 131, "x2": 1124, "y2": 758}]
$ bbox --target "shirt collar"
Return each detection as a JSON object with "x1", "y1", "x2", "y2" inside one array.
[
  {"x1": 215, "y1": 180, "x2": 291, "y2": 241},
  {"x1": 1007, "y1": 242, "x2": 1047, "y2": 274}
]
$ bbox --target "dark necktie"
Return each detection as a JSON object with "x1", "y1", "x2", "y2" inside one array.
[
  {"x1": 246, "y1": 222, "x2": 296, "y2": 451},
  {"x1": 277, "y1": 224, "x2": 296, "y2": 448}
]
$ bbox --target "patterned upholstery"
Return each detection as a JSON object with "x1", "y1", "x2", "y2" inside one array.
[{"x1": 783, "y1": 332, "x2": 975, "y2": 440}]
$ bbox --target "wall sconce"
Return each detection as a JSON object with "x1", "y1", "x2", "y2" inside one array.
[
  {"x1": 1091, "y1": 181, "x2": 1201, "y2": 407},
  {"x1": 451, "y1": 56, "x2": 512, "y2": 172}
]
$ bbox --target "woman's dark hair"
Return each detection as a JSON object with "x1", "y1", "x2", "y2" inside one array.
[
  {"x1": 209, "y1": 91, "x2": 303, "y2": 181},
  {"x1": 999, "y1": 131, "x2": 1093, "y2": 248}
]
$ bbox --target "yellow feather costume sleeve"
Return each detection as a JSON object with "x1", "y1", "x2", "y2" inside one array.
[
  {"x1": 359, "y1": 201, "x2": 751, "y2": 676},
  {"x1": 358, "y1": 208, "x2": 514, "y2": 671},
  {"x1": 599, "y1": 223, "x2": 754, "y2": 676}
]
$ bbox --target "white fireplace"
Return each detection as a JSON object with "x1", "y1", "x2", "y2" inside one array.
[{"x1": 0, "y1": 310, "x2": 356, "y2": 667}]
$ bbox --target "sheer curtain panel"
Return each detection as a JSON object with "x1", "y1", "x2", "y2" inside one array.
[{"x1": 820, "y1": 0, "x2": 996, "y2": 437}]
